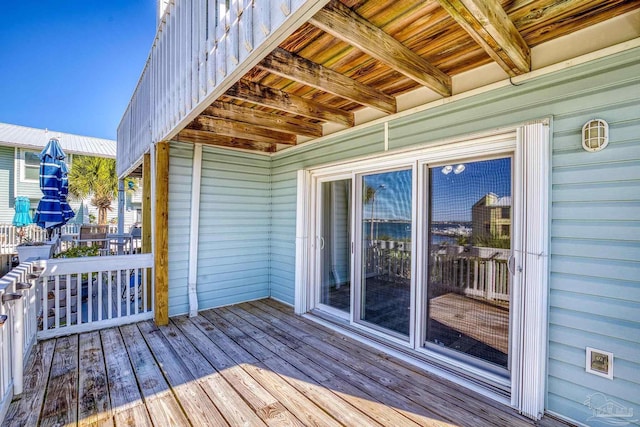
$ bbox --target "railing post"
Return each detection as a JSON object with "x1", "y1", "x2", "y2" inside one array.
[{"x1": 2, "y1": 293, "x2": 23, "y2": 395}]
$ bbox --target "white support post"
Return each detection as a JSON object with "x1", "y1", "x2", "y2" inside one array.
[
  {"x1": 294, "y1": 170, "x2": 310, "y2": 314},
  {"x1": 188, "y1": 144, "x2": 203, "y2": 318},
  {"x1": 118, "y1": 179, "x2": 125, "y2": 254}
]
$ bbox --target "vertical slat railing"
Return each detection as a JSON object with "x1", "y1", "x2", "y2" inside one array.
[
  {"x1": 117, "y1": 0, "x2": 329, "y2": 177},
  {"x1": 38, "y1": 254, "x2": 154, "y2": 340}
]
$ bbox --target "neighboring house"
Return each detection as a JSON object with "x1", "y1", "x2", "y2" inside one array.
[
  {"x1": 0, "y1": 122, "x2": 141, "y2": 227},
  {"x1": 471, "y1": 193, "x2": 511, "y2": 242},
  {"x1": 117, "y1": 2, "x2": 639, "y2": 426}
]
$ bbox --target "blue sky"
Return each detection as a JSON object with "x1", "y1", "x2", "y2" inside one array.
[
  {"x1": 363, "y1": 157, "x2": 511, "y2": 222},
  {"x1": 0, "y1": 1, "x2": 156, "y2": 140}
]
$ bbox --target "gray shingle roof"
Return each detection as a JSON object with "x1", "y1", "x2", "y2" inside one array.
[{"x1": 0, "y1": 122, "x2": 116, "y2": 158}]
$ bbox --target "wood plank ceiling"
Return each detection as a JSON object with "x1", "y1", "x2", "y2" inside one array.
[{"x1": 177, "y1": 0, "x2": 639, "y2": 153}]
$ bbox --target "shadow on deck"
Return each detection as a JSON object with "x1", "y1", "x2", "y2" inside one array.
[{"x1": 2, "y1": 299, "x2": 574, "y2": 426}]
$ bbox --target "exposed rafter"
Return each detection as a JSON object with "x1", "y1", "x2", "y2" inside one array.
[
  {"x1": 257, "y1": 47, "x2": 397, "y2": 114},
  {"x1": 177, "y1": 129, "x2": 276, "y2": 153},
  {"x1": 190, "y1": 116, "x2": 297, "y2": 145},
  {"x1": 226, "y1": 79, "x2": 355, "y2": 127},
  {"x1": 436, "y1": 0, "x2": 530, "y2": 76},
  {"x1": 203, "y1": 101, "x2": 323, "y2": 138},
  {"x1": 309, "y1": 0, "x2": 452, "y2": 97}
]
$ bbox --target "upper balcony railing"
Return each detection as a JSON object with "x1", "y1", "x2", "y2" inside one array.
[{"x1": 117, "y1": 0, "x2": 328, "y2": 177}]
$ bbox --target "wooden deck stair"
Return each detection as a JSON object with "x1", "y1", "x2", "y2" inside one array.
[{"x1": 2, "y1": 299, "x2": 573, "y2": 426}]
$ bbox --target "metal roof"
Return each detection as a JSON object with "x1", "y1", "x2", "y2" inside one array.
[{"x1": 0, "y1": 122, "x2": 116, "y2": 158}]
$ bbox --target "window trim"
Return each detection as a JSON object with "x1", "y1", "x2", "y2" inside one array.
[{"x1": 20, "y1": 149, "x2": 40, "y2": 182}]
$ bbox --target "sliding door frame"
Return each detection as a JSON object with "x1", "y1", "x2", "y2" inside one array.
[{"x1": 294, "y1": 121, "x2": 550, "y2": 417}]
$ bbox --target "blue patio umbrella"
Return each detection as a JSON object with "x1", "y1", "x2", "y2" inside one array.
[
  {"x1": 33, "y1": 138, "x2": 74, "y2": 229},
  {"x1": 60, "y1": 162, "x2": 74, "y2": 222},
  {"x1": 12, "y1": 196, "x2": 33, "y2": 227}
]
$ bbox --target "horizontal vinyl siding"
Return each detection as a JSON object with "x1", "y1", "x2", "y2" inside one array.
[
  {"x1": 269, "y1": 48, "x2": 640, "y2": 425},
  {"x1": 0, "y1": 147, "x2": 15, "y2": 223},
  {"x1": 270, "y1": 125, "x2": 384, "y2": 304},
  {"x1": 197, "y1": 146, "x2": 271, "y2": 310},
  {"x1": 168, "y1": 142, "x2": 194, "y2": 316},
  {"x1": 547, "y1": 54, "x2": 640, "y2": 425}
]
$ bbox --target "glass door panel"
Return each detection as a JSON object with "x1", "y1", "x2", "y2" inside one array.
[
  {"x1": 426, "y1": 157, "x2": 512, "y2": 369},
  {"x1": 319, "y1": 179, "x2": 352, "y2": 313},
  {"x1": 360, "y1": 170, "x2": 412, "y2": 336}
]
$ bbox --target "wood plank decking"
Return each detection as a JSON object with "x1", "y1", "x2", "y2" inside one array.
[{"x1": 2, "y1": 299, "x2": 572, "y2": 427}]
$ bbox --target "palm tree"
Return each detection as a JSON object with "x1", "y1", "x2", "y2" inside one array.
[{"x1": 68, "y1": 156, "x2": 137, "y2": 225}]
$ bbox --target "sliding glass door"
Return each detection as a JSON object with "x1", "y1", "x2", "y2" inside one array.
[
  {"x1": 358, "y1": 169, "x2": 412, "y2": 337},
  {"x1": 317, "y1": 179, "x2": 352, "y2": 315},
  {"x1": 312, "y1": 156, "x2": 513, "y2": 370},
  {"x1": 425, "y1": 157, "x2": 512, "y2": 370}
]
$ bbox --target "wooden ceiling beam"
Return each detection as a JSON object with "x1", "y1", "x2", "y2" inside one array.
[
  {"x1": 177, "y1": 129, "x2": 276, "y2": 153},
  {"x1": 189, "y1": 116, "x2": 297, "y2": 145},
  {"x1": 203, "y1": 101, "x2": 323, "y2": 138},
  {"x1": 257, "y1": 47, "x2": 397, "y2": 114},
  {"x1": 436, "y1": 0, "x2": 530, "y2": 76},
  {"x1": 309, "y1": 0, "x2": 451, "y2": 97},
  {"x1": 226, "y1": 79, "x2": 355, "y2": 127}
]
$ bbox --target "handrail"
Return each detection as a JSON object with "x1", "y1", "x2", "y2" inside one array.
[
  {"x1": 0, "y1": 224, "x2": 120, "y2": 255},
  {"x1": 38, "y1": 254, "x2": 154, "y2": 339}
]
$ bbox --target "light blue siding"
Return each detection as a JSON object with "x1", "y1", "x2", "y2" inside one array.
[
  {"x1": 168, "y1": 142, "x2": 194, "y2": 316},
  {"x1": 268, "y1": 48, "x2": 640, "y2": 425},
  {"x1": 0, "y1": 146, "x2": 15, "y2": 223},
  {"x1": 196, "y1": 146, "x2": 271, "y2": 311}
]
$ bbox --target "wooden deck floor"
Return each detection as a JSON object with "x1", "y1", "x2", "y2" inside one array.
[{"x1": 2, "y1": 299, "x2": 572, "y2": 427}]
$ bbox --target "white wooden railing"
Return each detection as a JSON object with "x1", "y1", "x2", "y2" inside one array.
[
  {"x1": 0, "y1": 261, "x2": 40, "y2": 421},
  {"x1": 0, "y1": 224, "x2": 120, "y2": 255},
  {"x1": 0, "y1": 253, "x2": 154, "y2": 422},
  {"x1": 117, "y1": 0, "x2": 328, "y2": 176},
  {"x1": 37, "y1": 254, "x2": 154, "y2": 339},
  {"x1": 365, "y1": 241, "x2": 510, "y2": 302}
]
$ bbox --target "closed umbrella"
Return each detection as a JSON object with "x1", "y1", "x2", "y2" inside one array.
[
  {"x1": 12, "y1": 196, "x2": 33, "y2": 227},
  {"x1": 60, "y1": 162, "x2": 74, "y2": 222},
  {"x1": 33, "y1": 138, "x2": 74, "y2": 231}
]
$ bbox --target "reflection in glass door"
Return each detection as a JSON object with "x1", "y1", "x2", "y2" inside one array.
[
  {"x1": 319, "y1": 179, "x2": 352, "y2": 314},
  {"x1": 426, "y1": 157, "x2": 512, "y2": 369},
  {"x1": 359, "y1": 170, "x2": 412, "y2": 337}
]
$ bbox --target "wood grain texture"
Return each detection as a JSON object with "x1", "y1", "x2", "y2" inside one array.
[
  {"x1": 2, "y1": 339, "x2": 56, "y2": 427},
  {"x1": 40, "y1": 336, "x2": 79, "y2": 427},
  {"x1": 191, "y1": 115, "x2": 297, "y2": 145},
  {"x1": 137, "y1": 321, "x2": 229, "y2": 426},
  {"x1": 436, "y1": 0, "x2": 530, "y2": 76},
  {"x1": 177, "y1": 129, "x2": 276, "y2": 152},
  {"x1": 310, "y1": 0, "x2": 451, "y2": 96},
  {"x1": 78, "y1": 331, "x2": 112, "y2": 426},
  {"x1": 203, "y1": 101, "x2": 323, "y2": 137},
  {"x1": 258, "y1": 48, "x2": 397, "y2": 114},
  {"x1": 154, "y1": 141, "x2": 169, "y2": 326},
  {"x1": 119, "y1": 323, "x2": 190, "y2": 426},
  {"x1": 5, "y1": 299, "x2": 585, "y2": 427},
  {"x1": 159, "y1": 320, "x2": 268, "y2": 426},
  {"x1": 226, "y1": 79, "x2": 355, "y2": 127}
]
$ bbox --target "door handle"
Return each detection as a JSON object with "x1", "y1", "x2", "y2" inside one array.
[
  {"x1": 507, "y1": 254, "x2": 515, "y2": 276},
  {"x1": 319, "y1": 236, "x2": 325, "y2": 250}
]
